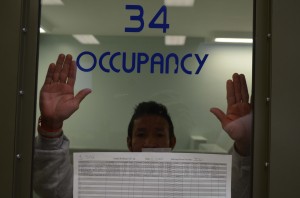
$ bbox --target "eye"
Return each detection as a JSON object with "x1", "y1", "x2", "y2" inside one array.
[
  {"x1": 135, "y1": 130, "x2": 146, "y2": 137},
  {"x1": 156, "y1": 130, "x2": 166, "y2": 137}
]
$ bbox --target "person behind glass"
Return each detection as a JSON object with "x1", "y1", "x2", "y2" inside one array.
[{"x1": 34, "y1": 54, "x2": 252, "y2": 198}]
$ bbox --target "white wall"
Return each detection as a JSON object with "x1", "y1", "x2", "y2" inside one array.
[{"x1": 37, "y1": 34, "x2": 252, "y2": 152}]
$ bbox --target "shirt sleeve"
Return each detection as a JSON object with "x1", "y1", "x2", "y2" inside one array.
[
  {"x1": 231, "y1": 146, "x2": 251, "y2": 198},
  {"x1": 33, "y1": 134, "x2": 73, "y2": 198}
]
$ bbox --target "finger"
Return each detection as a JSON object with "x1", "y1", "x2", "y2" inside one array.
[
  {"x1": 233, "y1": 73, "x2": 242, "y2": 103},
  {"x1": 240, "y1": 74, "x2": 249, "y2": 103},
  {"x1": 226, "y1": 80, "x2": 235, "y2": 107},
  {"x1": 60, "y1": 54, "x2": 72, "y2": 83},
  {"x1": 210, "y1": 108, "x2": 226, "y2": 125},
  {"x1": 44, "y1": 63, "x2": 56, "y2": 85},
  {"x1": 74, "y1": 88, "x2": 92, "y2": 105},
  {"x1": 67, "y1": 60, "x2": 77, "y2": 87},
  {"x1": 53, "y1": 54, "x2": 65, "y2": 82}
]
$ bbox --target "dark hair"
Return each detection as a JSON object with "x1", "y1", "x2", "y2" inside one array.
[{"x1": 127, "y1": 101, "x2": 175, "y2": 139}]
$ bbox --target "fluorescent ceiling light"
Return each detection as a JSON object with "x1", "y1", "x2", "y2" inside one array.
[
  {"x1": 40, "y1": 27, "x2": 46, "y2": 33},
  {"x1": 73, "y1": 34, "x2": 100, "y2": 45},
  {"x1": 41, "y1": 0, "x2": 64, "y2": 5},
  {"x1": 164, "y1": 0, "x2": 195, "y2": 7},
  {"x1": 214, "y1": 38, "x2": 253, "y2": 43},
  {"x1": 165, "y1": 35, "x2": 186, "y2": 46}
]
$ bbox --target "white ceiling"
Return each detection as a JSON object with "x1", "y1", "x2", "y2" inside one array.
[{"x1": 41, "y1": 0, "x2": 253, "y2": 40}]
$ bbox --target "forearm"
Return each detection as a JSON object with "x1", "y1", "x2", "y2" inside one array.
[{"x1": 33, "y1": 134, "x2": 73, "y2": 198}]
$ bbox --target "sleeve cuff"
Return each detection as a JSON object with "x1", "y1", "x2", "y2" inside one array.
[
  {"x1": 35, "y1": 133, "x2": 69, "y2": 150},
  {"x1": 231, "y1": 146, "x2": 251, "y2": 171}
]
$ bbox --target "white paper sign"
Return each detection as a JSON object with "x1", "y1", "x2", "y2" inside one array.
[{"x1": 74, "y1": 152, "x2": 232, "y2": 198}]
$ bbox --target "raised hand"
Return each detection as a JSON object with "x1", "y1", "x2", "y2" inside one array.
[
  {"x1": 210, "y1": 73, "x2": 252, "y2": 156},
  {"x1": 39, "y1": 54, "x2": 92, "y2": 130}
]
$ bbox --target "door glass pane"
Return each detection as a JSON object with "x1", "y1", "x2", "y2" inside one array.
[{"x1": 34, "y1": 0, "x2": 253, "y2": 197}]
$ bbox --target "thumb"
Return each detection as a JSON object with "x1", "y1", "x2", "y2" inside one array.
[
  {"x1": 210, "y1": 107, "x2": 226, "y2": 124},
  {"x1": 74, "y1": 88, "x2": 92, "y2": 104}
]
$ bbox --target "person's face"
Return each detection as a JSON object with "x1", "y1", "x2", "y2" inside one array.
[{"x1": 127, "y1": 115, "x2": 176, "y2": 152}]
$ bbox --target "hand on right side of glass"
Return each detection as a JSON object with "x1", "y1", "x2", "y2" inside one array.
[{"x1": 211, "y1": 73, "x2": 252, "y2": 156}]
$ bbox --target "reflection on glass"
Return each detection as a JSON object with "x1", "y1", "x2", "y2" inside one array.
[{"x1": 34, "y1": 0, "x2": 253, "y2": 198}]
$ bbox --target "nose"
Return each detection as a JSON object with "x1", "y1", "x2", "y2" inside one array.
[{"x1": 143, "y1": 136, "x2": 158, "y2": 148}]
